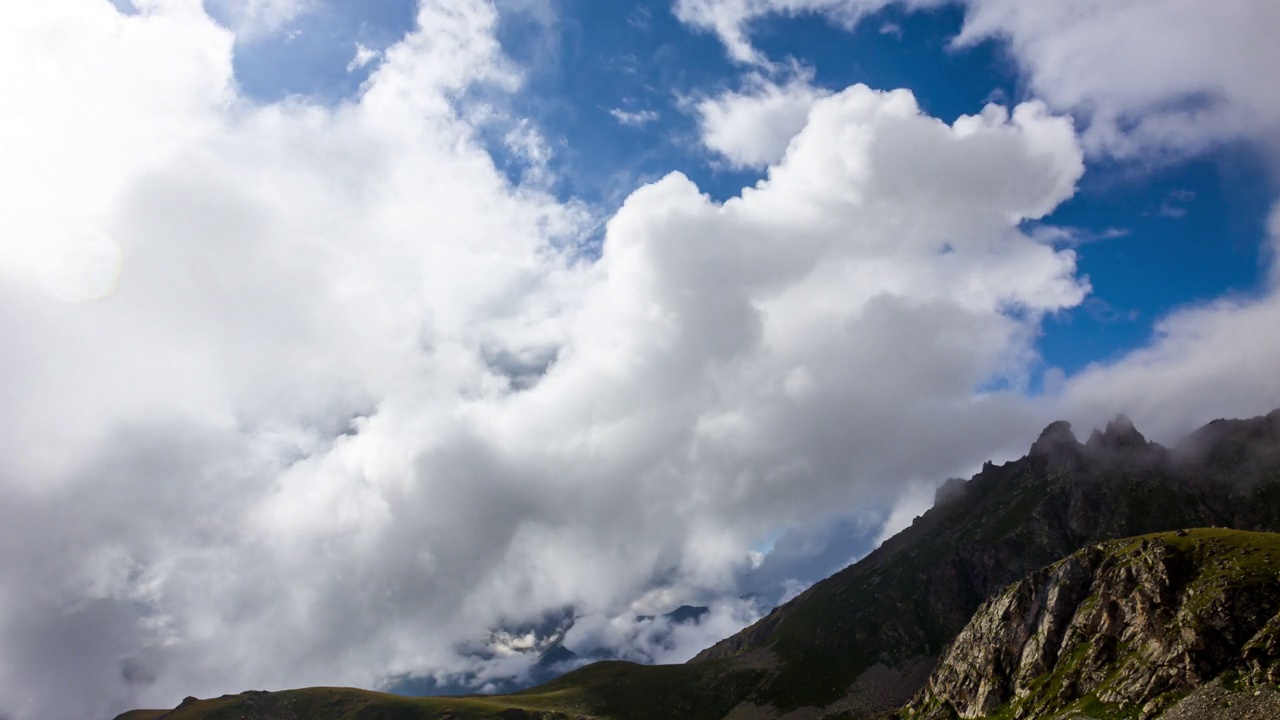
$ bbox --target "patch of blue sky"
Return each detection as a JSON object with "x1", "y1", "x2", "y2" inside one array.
[
  {"x1": 489, "y1": 3, "x2": 1024, "y2": 207},
  {"x1": 747, "y1": 4, "x2": 1019, "y2": 123},
  {"x1": 723, "y1": 4, "x2": 1275, "y2": 387},
  {"x1": 224, "y1": 0, "x2": 417, "y2": 103},
  {"x1": 1036, "y1": 142, "x2": 1276, "y2": 377},
  {"x1": 493, "y1": 0, "x2": 750, "y2": 204}
]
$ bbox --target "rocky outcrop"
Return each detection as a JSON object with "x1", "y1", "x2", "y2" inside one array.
[{"x1": 903, "y1": 530, "x2": 1280, "y2": 720}]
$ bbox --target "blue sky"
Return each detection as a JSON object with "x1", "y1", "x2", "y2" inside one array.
[
  {"x1": 230, "y1": 0, "x2": 1275, "y2": 381},
  {"x1": 4, "y1": 1, "x2": 1280, "y2": 715}
]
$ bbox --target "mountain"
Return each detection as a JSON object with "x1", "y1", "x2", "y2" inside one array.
[
  {"x1": 685, "y1": 411, "x2": 1280, "y2": 717},
  {"x1": 114, "y1": 410, "x2": 1280, "y2": 720},
  {"x1": 902, "y1": 529, "x2": 1280, "y2": 720},
  {"x1": 636, "y1": 605, "x2": 711, "y2": 625}
]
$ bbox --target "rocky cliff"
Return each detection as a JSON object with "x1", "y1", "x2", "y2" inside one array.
[{"x1": 903, "y1": 529, "x2": 1280, "y2": 720}]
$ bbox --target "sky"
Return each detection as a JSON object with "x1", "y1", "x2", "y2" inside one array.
[{"x1": 1, "y1": 1, "x2": 1279, "y2": 718}]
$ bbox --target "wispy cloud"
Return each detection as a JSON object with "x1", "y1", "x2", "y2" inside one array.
[
  {"x1": 627, "y1": 4, "x2": 653, "y2": 30},
  {"x1": 1157, "y1": 189, "x2": 1196, "y2": 218},
  {"x1": 609, "y1": 107, "x2": 660, "y2": 127},
  {"x1": 346, "y1": 42, "x2": 380, "y2": 73},
  {"x1": 879, "y1": 21, "x2": 903, "y2": 38}
]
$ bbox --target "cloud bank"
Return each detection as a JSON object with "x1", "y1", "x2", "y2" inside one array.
[
  {"x1": 682, "y1": 0, "x2": 1280, "y2": 439},
  {"x1": 1, "y1": 2, "x2": 1279, "y2": 720},
  {"x1": 677, "y1": 0, "x2": 1280, "y2": 161}
]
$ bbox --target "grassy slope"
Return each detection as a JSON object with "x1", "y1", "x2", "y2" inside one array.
[
  {"x1": 114, "y1": 659, "x2": 769, "y2": 720},
  {"x1": 115, "y1": 687, "x2": 564, "y2": 720}
]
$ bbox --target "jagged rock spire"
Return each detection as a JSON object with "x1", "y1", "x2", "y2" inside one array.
[
  {"x1": 1030, "y1": 420, "x2": 1079, "y2": 457},
  {"x1": 1086, "y1": 414, "x2": 1149, "y2": 451}
]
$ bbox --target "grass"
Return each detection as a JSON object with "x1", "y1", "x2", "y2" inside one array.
[
  {"x1": 134, "y1": 687, "x2": 569, "y2": 720},
  {"x1": 123, "y1": 660, "x2": 771, "y2": 720}
]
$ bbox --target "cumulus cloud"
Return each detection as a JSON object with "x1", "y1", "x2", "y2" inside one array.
[
  {"x1": 695, "y1": 73, "x2": 832, "y2": 168},
  {"x1": 502, "y1": 117, "x2": 557, "y2": 186},
  {"x1": 676, "y1": 0, "x2": 1280, "y2": 454},
  {"x1": 1046, "y1": 205, "x2": 1280, "y2": 441},
  {"x1": 954, "y1": 0, "x2": 1280, "y2": 161},
  {"x1": 207, "y1": 0, "x2": 311, "y2": 39},
  {"x1": 0, "y1": 2, "x2": 1108, "y2": 717},
  {"x1": 609, "y1": 108, "x2": 660, "y2": 128},
  {"x1": 347, "y1": 42, "x2": 381, "y2": 72},
  {"x1": 561, "y1": 599, "x2": 762, "y2": 666},
  {"x1": 674, "y1": 0, "x2": 944, "y2": 64},
  {"x1": 677, "y1": 0, "x2": 1280, "y2": 162}
]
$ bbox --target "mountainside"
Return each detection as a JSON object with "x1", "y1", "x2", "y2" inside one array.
[
  {"x1": 115, "y1": 410, "x2": 1280, "y2": 720},
  {"x1": 903, "y1": 529, "x2": 1280, "y2": 720},
  {"x1": 688, "y1": 411, "x2": 1280, "y2": 717}
]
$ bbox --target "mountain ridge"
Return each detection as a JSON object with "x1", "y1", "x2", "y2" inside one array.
[{"x1": 687, "y1": 410, "x2": 1280, "y2": 717}]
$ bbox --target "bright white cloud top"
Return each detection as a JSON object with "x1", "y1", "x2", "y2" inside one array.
[
  {"x1": 1, "y1": 2, "x2": 1279, "y2": 720},
  {"x1": 695, "y1": 73, "x2": 832, "y2": 168}
]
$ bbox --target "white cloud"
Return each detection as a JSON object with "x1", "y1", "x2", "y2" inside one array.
[
  {"x1": 609, "y1": 107, "x2": 660, "y2": 128},
  {"x1": 674, "y1": 0, "x2": 944, "y2": 64},
  {"x1": 561, "y1": 598, "x2": 763, "y2": 666},
  {"x1": 503, "y1": 117, "x2": 556, "y2": 186},
  {"x1": 695, "y1": 72, "x2": 831, "y2": 168},
  {"x1": 1048, "y1": 206, "x2": 1280, "y2": 440},
  {"x1": 955, "y1": 0, "x2": 1280, "y2": 161},
  {"x1": 670, "y1": 0, "x2": 1280, "y2": 443},
  {"x1": 207, "y1": 0, "x2": 311, "y2": 39},
  {"x1": 347, "y1": 42, "x2": 381, "y2": 72},
  {"x1": 873, "y1": 480, "x2": 938, "y2": 545},
  {"x1": 674, "y1": 0, "x2": 1280, "y2": 442},
  {"x1": 677, "y1": 0, "x2": 1280, "y2": 163},
  {"x1": 879, "y1": 21, "x2": 903, "y2": 38}
]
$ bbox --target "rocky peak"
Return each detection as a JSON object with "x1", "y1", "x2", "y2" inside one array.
[
  {"x1": 933, "y1": 477, "x2": 968, "y2": 507},
  {"x1": 1174, "y1": 409, "x2": 1280, "y2": 480},
  {"x1": 1030, "y1": 420, "x2": 1080, "y2": 459},
  {"x1": 1086, "y1": 414, "x2": 1149, "y2": 451}
]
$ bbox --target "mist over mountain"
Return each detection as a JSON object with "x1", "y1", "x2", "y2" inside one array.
[
  {"x1": 685, "y1": 410, "x2": 1280, "y2": 717},
  {"x1": 118, "y1": 409, "x2": 1280, "y2": 720}
]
